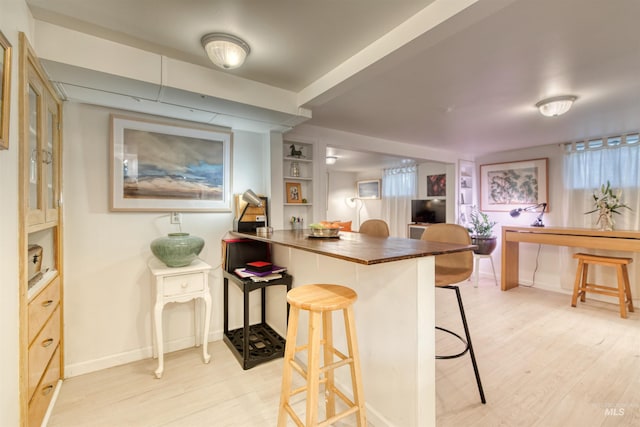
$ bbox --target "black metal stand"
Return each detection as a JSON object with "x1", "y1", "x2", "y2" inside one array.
[
  {"x1": 436, "y1": 285, "x2": 486, "y2": 404},
  {"x1": 223, "y1": 270, "x2": 292, "y2": 370}
]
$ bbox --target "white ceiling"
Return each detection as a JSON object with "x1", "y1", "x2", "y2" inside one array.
[{"x1": 26, "y1": 0, "x2": 640, "y2": 162}]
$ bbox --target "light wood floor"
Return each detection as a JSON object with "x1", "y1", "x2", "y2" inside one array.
[{"x1": 49, "y1": 278, "x2": 640, "y2": 426}]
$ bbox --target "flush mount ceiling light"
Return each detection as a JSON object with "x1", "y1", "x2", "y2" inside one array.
[
  {"x1": 201, "y1": 33, "x2": 250, "y2": 69},
  {"x1": 535, "y1": 95, "x2": 577, "y2": 117},
  {"x1": 326, "y1": 156, "x2": 338, "y2": 165}
]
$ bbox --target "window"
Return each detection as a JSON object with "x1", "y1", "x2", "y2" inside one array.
[{"x1": 563, "y1": 132, "x2": 640, "y2": 230}]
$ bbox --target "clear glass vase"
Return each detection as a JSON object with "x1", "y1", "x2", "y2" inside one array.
[
  {"x1": 596, "y1": 210, "x2": 614, "y2": 231},
  {"x1": 290, "y1": 162, "x2": 300, "y2": 177}
]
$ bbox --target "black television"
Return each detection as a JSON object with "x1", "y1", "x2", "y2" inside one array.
[{"x1": 411, "y1": 199, "x2": 446, "y2": 224}]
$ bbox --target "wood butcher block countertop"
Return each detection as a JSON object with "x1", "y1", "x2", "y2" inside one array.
[{"x1": 230, "y1": 229, "x2": 476, "y2": 265}]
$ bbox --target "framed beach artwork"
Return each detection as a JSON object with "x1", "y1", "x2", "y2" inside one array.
[
  {"x1": 110, "y1": 114, "x2": 232, "y2": 212},
  {"x1": 480, "y1": 158, "x2": 549, "y2": 212},
  {"x1": 357, "y1": 179, "x2": 381, "y2": 199},
  {"x1": 0, "y1": 30, "x2": 12, "y2": 150}
]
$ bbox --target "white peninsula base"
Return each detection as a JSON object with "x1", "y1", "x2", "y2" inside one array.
[{"x1": 267, "y1": 245, "x2": 436, "y2": 427}]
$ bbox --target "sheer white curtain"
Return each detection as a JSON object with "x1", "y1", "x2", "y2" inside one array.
[
  {"x1": 561, "y1": 136, "x2": 640, "y2": 291},
  {"x1": 563, "y1": 139, "x2": 640, "y2": 230},
  {"x1": 382, "y1": 165, "x2": 417, "y2": 237}
]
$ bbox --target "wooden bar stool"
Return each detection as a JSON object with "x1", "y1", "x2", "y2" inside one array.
[
  {"x1": 571, "y1": 253, "x2": 634, "y2": 318},
  {"x1": 277, "y1": 284, "x2": 366, "y2": 427}
]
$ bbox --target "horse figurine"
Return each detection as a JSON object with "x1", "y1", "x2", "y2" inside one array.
[{"x1": 289, "y1": 144, "x2": 304, "y2": 158}]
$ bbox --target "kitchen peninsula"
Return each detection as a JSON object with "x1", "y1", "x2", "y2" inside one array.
[{"x1": 229, "y1": 230, "x2": 475, "y2": 427}]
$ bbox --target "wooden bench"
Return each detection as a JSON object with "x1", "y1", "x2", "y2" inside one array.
[{"x1": 571, "y1": 253, "x2": 634, "y2": 318}]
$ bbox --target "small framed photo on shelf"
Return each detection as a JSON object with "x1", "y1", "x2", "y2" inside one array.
[
  {"x1": 356, "y1": 179, "x2": 381, "y2": 199},
  {"x1": 460, "y1": 176, "x2": 471, "y2": 189},
  {"x1": 286, "y1": 182, "x2": 302, "y2": 203}
]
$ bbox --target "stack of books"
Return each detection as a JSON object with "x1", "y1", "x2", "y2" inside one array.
[{"x1": 234, "y1": 261, "x2": 287, "y2": 282}]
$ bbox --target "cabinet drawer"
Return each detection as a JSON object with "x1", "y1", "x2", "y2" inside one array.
[
  {"x1": 28, "y1": 307, "x2": 61, "y2": 401},
  {"x1": 28, "y1": 346, "x2": 61, "y2": 427},
  {"x1": 163, "y1": 272, "x2": 204, "y2": 296},
  {"x1": 28, "y1": 277, "x2": 60, "y2": 345}
]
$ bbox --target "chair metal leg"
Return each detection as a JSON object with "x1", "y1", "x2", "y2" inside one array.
[{"x1": 437, "y1": 285, "x2": 486, "y2": 404}]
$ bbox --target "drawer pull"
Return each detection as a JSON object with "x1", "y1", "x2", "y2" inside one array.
[
  {"x1": 42, "y1": 384, "x2": 54, "y2": 396},
  {"x1": 42, "y1": 299, "x2": 54, "y2": 308},
  {"x1": 41, "y1": 338, "x2": 54, "y2": 347},
  {"x1": 181, "y1": 282, "x2": 188, "y2": 288}
]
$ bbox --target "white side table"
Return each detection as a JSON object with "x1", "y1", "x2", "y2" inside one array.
[
  {"x1": 148, "y1": 257, "x2": 212, "y2": 378},
  {"x1": 472, "y1": 253, "x2": 498, "y2": 288}
]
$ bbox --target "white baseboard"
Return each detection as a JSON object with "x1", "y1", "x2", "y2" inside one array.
[{"x1": 64, "y1": 329, "x2": 224, "y2": 378}]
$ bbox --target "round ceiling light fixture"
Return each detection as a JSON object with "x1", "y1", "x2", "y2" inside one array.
[
  {"x1": 201, "y1": 33, "x2": 250, "y2": 69},
  {"x1": 535, "y1": 95, "x2": 577, "y2": 117},
  {"x1": 326, "y1": 156, "x2": 338, "y2": 165}
]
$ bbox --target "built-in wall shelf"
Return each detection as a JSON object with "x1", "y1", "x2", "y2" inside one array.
[
  {"x1": 284, "y1": 156, "x2": 313, "y2": 163},
  {"x1": 458, "y1": 160, "x2": 475, "y2": 226},
  {"x1": 283, "y1": 176, "x2": 312, "y2": 181},
  {"x1": 283, "y1": 141, "x2": 314, "y2": 228}
]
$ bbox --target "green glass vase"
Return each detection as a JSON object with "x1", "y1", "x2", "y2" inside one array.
[{"x1": 150, "y1": 233, "x2": 205, "y2": 267}]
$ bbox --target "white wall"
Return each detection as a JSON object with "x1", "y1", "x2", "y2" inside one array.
[
  {"x1": 326, "y1": 169, "x2": 385, "y2": 231},
  {"x1": 417, "y1": 161, "x2": 455, "y2": 222},
  {"x1": 0, "y1": 0, "x2": 34, "y2": 424},
  {"x1": 327, "y1": 171, "x2": 358, "y2": 225},
  {"x1": 355, "y1": 171, "x2": 383, "y2": 228},
  {"x1": 62, "y1": 102, "x2": 272, "y2": 376}
]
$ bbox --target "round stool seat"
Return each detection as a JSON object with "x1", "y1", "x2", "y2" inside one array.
[{"x1": 287, "y1": 284, "x2": 357, "y2": 312}]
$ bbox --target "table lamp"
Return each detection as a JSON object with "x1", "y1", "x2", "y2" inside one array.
[
  {"x1": 509, "y1": 202, "x2": 548, "y2": 227},
  {"x1": 241, "y1": 189, "x2": 272, "y2": 235}
]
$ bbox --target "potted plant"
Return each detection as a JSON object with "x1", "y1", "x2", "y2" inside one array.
[{"x1": 467, "y1": 206, "x2": 498, "y2": 255}]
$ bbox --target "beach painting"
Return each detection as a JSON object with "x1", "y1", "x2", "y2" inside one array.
[{"x1": 111, "y1": 115, "x2": 232, "y2": 211}]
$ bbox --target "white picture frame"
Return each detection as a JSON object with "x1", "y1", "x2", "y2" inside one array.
[
  {"x1": 110, "y1": 114, "x2": 233, "y2": 212},
  {"x1": 357, "y1": 179, "x2": 381, "y2": 199}
]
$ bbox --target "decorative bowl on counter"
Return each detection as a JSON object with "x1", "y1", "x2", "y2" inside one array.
[{"x1": 309, "y1": 222, "x2": 342, "y2": 238}]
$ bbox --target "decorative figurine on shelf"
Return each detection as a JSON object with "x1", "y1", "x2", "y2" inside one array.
[{"x1": 289, "y1": 144, "x2": 304, "y2": 158}]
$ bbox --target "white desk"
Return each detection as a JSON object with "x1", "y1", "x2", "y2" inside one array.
[{"x1": 148, "y1": 258, "x2": 212, "y2": 378}]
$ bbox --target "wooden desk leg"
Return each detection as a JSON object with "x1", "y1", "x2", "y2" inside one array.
[
  {"x1": 501, "y1": 231, "x2": 520, "y2": 291},
  {"x1": 622, "y1": 264, "x2": 634, "y2": 312}
]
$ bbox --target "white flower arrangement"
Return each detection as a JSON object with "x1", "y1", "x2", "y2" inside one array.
[{"x1": 585, "y1": 181, "x2": 631, "y2": 230}]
